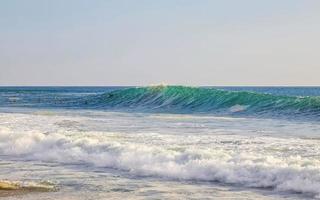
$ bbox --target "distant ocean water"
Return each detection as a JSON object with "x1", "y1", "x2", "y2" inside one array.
[{"x1": 0, "y1": 86, "x2": 320, "y2": 199}]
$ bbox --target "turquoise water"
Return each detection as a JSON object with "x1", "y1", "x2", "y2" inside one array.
[
  {"x1": 0, "y1": 86, "x2": 320, "y2": 199},
  {"x1": 1, "y1": 86, "x2": 320, "y2": 120}
]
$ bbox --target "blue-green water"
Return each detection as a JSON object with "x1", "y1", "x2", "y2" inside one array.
[
  {"x1": 0, "y1": 86, "x2": 320, "y2": 200},
  {"x1": 1, "y1": 86, "x2": 320, "y2": 120}
]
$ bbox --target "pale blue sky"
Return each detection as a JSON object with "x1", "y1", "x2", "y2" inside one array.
[{"x1": 1, "y1": 0, "x2": 319, "y2": 86}]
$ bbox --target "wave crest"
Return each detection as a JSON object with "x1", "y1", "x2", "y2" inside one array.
[{"x1": 83, "y1": 86, "x2": 320, "y2": 118}]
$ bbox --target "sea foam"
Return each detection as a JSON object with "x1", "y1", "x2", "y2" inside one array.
[{"x1": 1, "y1": 121, "x2": 320, "y2": 198}]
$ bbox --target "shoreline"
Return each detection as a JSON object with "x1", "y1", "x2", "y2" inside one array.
[{"x1": 0, "y1": 180, "x2": 56, "y2": 198}]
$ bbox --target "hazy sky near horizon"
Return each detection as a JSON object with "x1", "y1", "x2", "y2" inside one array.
[{"x1": 1, "y1": 0, "x2": 320, "y2": 86}]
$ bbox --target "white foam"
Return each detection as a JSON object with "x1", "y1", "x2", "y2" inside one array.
[
  {"x1": 149, "y1": 114, "x2": 246, "y2": 121},
  {"x1": 1, "y1": 112, "x2": 320, "y2": 198},
  {"x1": 229, "y1": 104, "x2": 248, "y2": 113}
]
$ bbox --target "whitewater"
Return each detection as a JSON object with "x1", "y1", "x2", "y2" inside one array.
[{"x1": 0, "y1": 86, "x2": 320, "y2": 199}]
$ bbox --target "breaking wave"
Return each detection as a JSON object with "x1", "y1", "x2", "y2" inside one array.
[
  {"x1": 0, "y1": 126, "x2": 320, "y2": 198},
  {"x1": 1, "y1": 86, "x2": 320, "y2": 119},
  {"x1": 82, "y1": 86, "x2": 320, "y2": 119}
]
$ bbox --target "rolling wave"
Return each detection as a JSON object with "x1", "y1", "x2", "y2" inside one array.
[
  {"x1": 1, "y1": 85, "x2": 320, "y2": 119},
  {"x1": 82, "y1": 86, "x2": 320, "y2": 119}
]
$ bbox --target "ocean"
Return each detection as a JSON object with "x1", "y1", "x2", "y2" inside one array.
[{"x1": 0, "y1": 86, "x2": 320, "y2": 199}]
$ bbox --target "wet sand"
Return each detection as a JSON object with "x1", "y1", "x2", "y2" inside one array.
[{"x1": 0, "y1": 180, "x2": 56, "y2": 198}]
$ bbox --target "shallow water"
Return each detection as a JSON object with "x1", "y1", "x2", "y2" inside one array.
[{"x1": 0, "y1": 109, "x2": 318, "y2": 199}]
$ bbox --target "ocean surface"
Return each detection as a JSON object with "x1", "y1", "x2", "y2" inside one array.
[{"x1": 0, "y1": 86, "x2": 320, "y2": 199}]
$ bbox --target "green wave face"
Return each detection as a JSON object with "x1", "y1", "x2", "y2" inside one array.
[{"x1": 86, "y1": 86, "x2": 320, "y2": 118}]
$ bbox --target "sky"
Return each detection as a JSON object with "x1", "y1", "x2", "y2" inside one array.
[{"x1": 0, "y1": 0, "x2": 320, "y2": 86}]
